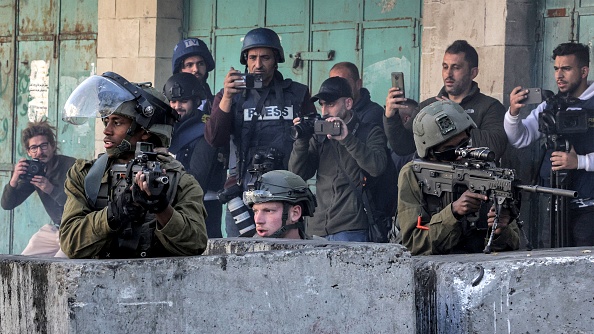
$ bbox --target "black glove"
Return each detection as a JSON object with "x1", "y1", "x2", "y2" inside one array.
[
  {"x1": 107, "y1": 189, "x2": 145, "y2": 231},
  {"x1": 132, "y1": 182, "x2": 170, "y2": 214}
]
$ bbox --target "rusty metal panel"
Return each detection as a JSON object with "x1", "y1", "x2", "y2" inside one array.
[
  {"x1": 59, "y1": 0, "x2": 97, "y2": 34},
  {"x1": 0, "y1": 0, "x2": 15, "y2": 37},
  {"x1": 0, "y1": 40, "x2": 15, "y2": 252},
  {"x1": 17, "y1": 0, "x2": 56, "y2": 36}
]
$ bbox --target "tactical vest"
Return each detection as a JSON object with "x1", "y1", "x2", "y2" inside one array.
[
  {"x1": 539, "y1": 95, "x2": 594, "y2": 198},
  {"x1": 231, "y1": 76, "x2": 308, "y2": 186},
  {"x1": 87, "y1": 156, "x2": 180, "y2": 258}
]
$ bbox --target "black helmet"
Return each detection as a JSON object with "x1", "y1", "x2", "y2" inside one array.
[
  {"x1": 63, "y1": 72, "x2": 178, "y2": 151},
  {"x1": 163, "y1": 73, "x2": 207, "y2": 102},
  {"x1": 240, "y1": 28, "x2": 285, "y2": 65},
  {"x1": 172, "y1": 38, "x2": 215, "y2": 74}
]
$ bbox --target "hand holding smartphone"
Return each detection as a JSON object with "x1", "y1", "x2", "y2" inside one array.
[
  {"x1": 391, "y1": 72, "x2": 405, "y2": 98},
  {"x1": 523, "y1": 87, "x2": 543, "y2": 105}
]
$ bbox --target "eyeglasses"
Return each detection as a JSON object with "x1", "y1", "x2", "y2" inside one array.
[
  {"x1": 27, "y1": 142, "x2": 50, "y2": 153},
  {"x1": 433, "y1": 138, "x2": 470, "y2": 162}
]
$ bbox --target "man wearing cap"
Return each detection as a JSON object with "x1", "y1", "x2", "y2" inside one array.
[
  {"x1": 172, "y1": 37, "x2": 216, "y2": 105},
  {"x1": 289, "y1": 77, "x2": 388, "y2": 242},
  {"x1": 205, "y1": 27, "x2": 316, "y2": 237}
]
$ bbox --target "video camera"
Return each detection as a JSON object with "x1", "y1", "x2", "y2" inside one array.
[
  {"x1": 19, "y1": 159, "x2": 46, "y2": 181},
  {"x1": 290, "y1": 114, "x2": 342, "y2": 140},
  {"x1": 246, "y1": 147, "x2": 285, "y2": 190},
  {"x1": 538, "y1": 91, "x2": 591, "y2": 151}
]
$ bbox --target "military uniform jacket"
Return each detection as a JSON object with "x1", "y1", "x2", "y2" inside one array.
[
  {"x1": 398, "y1": 161, "x2": 520, "y2": 255},
  {"x1": 60, "y1": 154, "x2": 207, "y2": 259}
]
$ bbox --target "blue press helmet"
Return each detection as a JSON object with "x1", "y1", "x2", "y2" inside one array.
[
  {"x1": 172, "y1": 38, "x2": 215, "y2": 74},
  {"x1": 240, "y1": 28, "x2": 285, "y2": 65}
]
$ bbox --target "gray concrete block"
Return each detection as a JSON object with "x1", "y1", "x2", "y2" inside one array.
[
  {"x1": 414, "y1": 247, "x2": 594, "y2": 334},
  {"x1": 0, "y1": 240, "x2": 414, "y2": 334}
]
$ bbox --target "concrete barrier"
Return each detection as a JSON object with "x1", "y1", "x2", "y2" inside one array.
[
  {"x1": 414, "y1": 247, "x2": 594, "y2": 334},
  {"x1": 0, "y1": 239, "x2": 415, "y2": 334}
]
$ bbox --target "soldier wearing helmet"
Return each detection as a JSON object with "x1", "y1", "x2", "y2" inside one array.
[
  {"x1": 243, "y1": 170, "x2": 316, "y2": 239},
  {"x1": 205, "y1": 27, "x2": 316, "y2": 237},
  {"x1": 398, "y1": 100, "x2": 519, "y2": 255},
  {"x1": 60, "y1": 72, "x2": 208, "y2": 259},
  {"x1": 164, "y1": 72, "x2": 225, "y2": 238},
  {"x1": 172, "y1": 37, "x2": 216, "y2": 103}
]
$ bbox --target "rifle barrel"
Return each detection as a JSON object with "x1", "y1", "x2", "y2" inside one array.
[{"x1": 517, "y1": 184, "x2": 577, "y2": 198}]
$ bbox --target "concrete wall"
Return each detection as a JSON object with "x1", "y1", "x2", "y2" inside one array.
[
  {"x1": 0, "y1": 239, "x2": 415, "y2": 334},
  {"x1": 2, "y1": 239, "x2": 594, "y2": 333}
]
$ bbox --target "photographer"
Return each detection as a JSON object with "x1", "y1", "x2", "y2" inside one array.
[
  {"x1": 289, "y1": 77, "x2": 387, "y2": 242},
  {"x1": 171, "y1": 37, "x2": 216, "y2": 105},
  {"x1": 1, "y1": 120, "x2": 75, "y2": 257},
  {"x1": 60, "y1": 72, "x2": 207, "y2": 259},
  {"x1": 204, "y1": 27, "x2": 316, "y2": 237},
  {"x1": 243, "y1": 170, "x2": 316, "y2": 239},
  {"x1": 505, "y1": 42, "x2": 594, "y2": 246},
  {"x1": 399, "y1": 100, "x2": 519, "y2": 255}
]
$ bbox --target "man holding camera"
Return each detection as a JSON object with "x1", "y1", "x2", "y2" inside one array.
[
  {"x1": 399, "y1": 100, "x2": 519, "y2": 255},
  {"x1": 505, "y1": 42, "x2": 594, "y2": 246},
  {"x1": 60, "y1": 72, "x2": 207, "y2": 259},
  {"x1": 289, "y1": 76, "x2": 387, "y2": 242},
  {"x1": 1, "y1": 120, "x2": 76, "y2": 256},
  {"x1": 243, "y1": 170, "x2": 316, "y2": 239},
  {"x1": 205, "y1": 27, "x2": 316, "y2": 237}
]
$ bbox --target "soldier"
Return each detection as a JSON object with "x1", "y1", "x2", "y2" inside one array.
[
  {"x1": 243, "y1": 170, "x2": 316, "y2": 239},
  {"x1": 60, "y1": 72, "x2": 207, "y2": 258}
]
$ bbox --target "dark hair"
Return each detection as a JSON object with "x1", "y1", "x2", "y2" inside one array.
[
  {"x1": 330, "y1": 62, "x2": 360, "y2": 81},
  {"x1": 21, "y1": 119, "x2": 57, "y2": 151},
  {"x1": 445, "y1": 40, "x2": 478, "y2": 69},
  {"x1": 552, "y1": 42, "x2": 590, "y2": 68}
]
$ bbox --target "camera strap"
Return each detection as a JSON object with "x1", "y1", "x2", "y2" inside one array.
[{"x1": 85, "y1": 153, "x2": 110, "y2": 207}]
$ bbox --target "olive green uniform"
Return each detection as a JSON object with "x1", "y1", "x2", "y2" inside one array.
[
  {"x1": 60, "y1": 154, "x2": 207, "y2": 258},
  {"x1": 398, "y1": 161, "x2": 520, "y2": 255}
]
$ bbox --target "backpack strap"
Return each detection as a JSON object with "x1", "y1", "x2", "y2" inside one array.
[{"x1": 85, "y1": 153, "x2": 109, "y2": 207}]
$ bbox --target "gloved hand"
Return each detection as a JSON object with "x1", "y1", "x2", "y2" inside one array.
[
  {"x1": 107, "y1": 189, "x2": 144, "y2": 231},
  {"x1": 132, "y1": 182, "x2": 170, "y2": 214}
]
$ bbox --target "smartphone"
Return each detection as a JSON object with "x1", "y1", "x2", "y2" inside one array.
[
  {"x1": 314, "y1": 120, "x2": 342, "y2": 136},
  {"x1": 234, "y1": 73, "x2": 263, "y2": 89},
  {"x1": 391, "y1": 72, "x2": 405, "y2": 98},
  {"x1": 523, "y1": 87, "x2": 543, "y2": 105}
]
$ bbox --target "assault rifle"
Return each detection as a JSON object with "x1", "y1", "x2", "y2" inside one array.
[
  {"x1": 110, "y1": 142, "x2": 169, "y2": 200},
  {"x1": 411, "y1": 147, "x2": 577, "y2": 253}
]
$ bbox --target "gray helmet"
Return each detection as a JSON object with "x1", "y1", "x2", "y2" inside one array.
[
  {"x1": 240, "y1": 27, "x2": 285, "y2": 65},
  {"x1": 243, "y1": 170, "x2": 316, "y2": 217},
  {"x1": 412, "y1": 100, "x2": 476, "y2": 158},
  {"x1": 163, "y1": 72, "x2": 207, "y2": 102}
]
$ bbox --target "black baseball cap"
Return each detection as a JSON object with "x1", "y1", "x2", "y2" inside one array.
[{"x1": 311, "y1": 76, "x2": 353, "y2": 103}]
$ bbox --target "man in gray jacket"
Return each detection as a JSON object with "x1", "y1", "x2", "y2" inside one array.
[{"x1": 289, "y1": 77, "x2": 387, "y2": 241}]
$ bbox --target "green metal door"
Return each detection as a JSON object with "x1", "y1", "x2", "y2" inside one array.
[
  {"x1": 0, "y1": 0, "x2": 97, "y2": 254},
  {"x1": 185, "y1": 0, "x2": 422, "y2": 106}
]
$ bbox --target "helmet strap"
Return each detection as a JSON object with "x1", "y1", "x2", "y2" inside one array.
[
  {"x1": 106, "y1": 122, "x2": 138, "y2": 158},
  {"x1": 266, "y1": 203, "x2": 294, "y2": 239}
]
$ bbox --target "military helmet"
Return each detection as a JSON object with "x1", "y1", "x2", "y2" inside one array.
[
  {"x1": 240, "y1": 27, "x2": 285, "y2": 65},
  {"x1": 62, "y1": 72, "x2": 178, "y2": 148},
  {"x1": 163, "y1": 72, "x2": 207, "y2": 102},
  {"x1": 412, "y1": 100, "x2": 476, "y2": 158},
  {"x1": 243, "y1": 170, "x2": 316, "y2": 217},
  {"x1": 172, "y1": 38, "x2": 215, "y2": 74}
]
